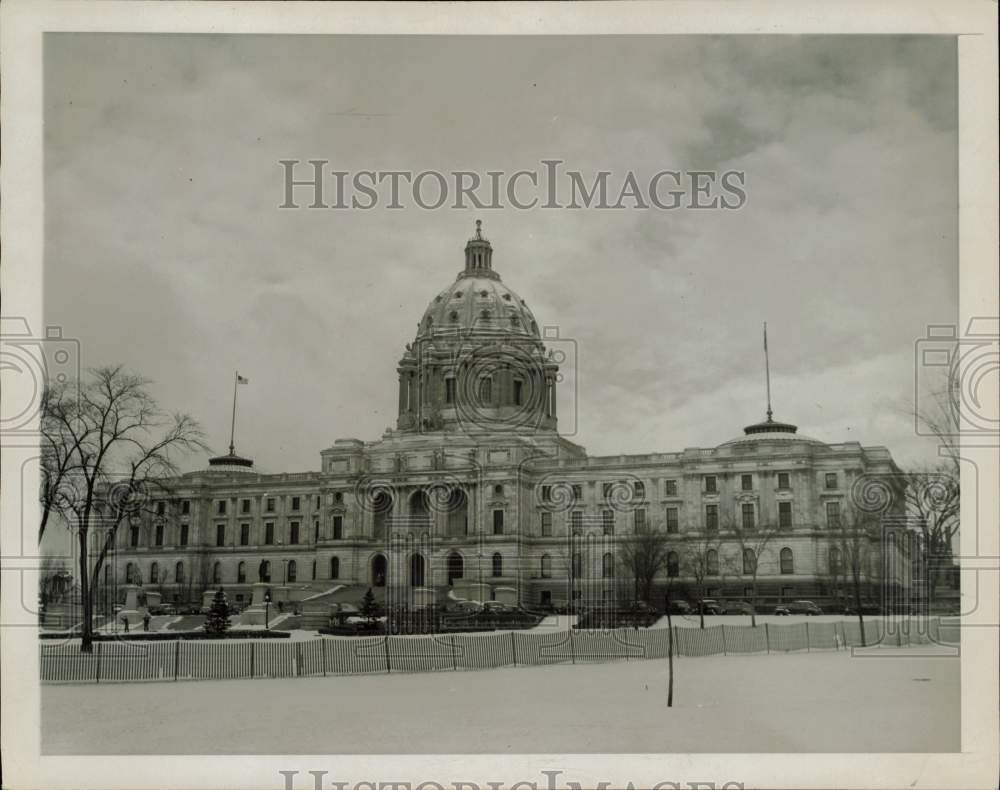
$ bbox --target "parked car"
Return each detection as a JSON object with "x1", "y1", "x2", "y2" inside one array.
[
  {"x1": 774, "y1": 600, "x2": 823, "y2": 616},
  {"x1": 700, "y1": 599, "x2": 726, "y2": 615},
  {"x1": 726, "y1": 601, "x2": 755, "y2": 615},
  {"x1": 666, "y1": 600, "x2": 692, "y2": 615}
]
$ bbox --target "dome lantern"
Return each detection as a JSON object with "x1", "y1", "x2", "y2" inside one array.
[{"x1": 463, "y1": 219, "x2": 498, "y2": 280}]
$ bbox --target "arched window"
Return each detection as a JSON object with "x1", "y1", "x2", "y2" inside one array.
[
  {"x1": 742, "y1": 549, "x2": 756, "y2": 575},
  {"x1": 706, "y1": 549, "x2": 719, "y2": 576},
  {"x1": 780, "y1": 547, "x2": 794, "y2": 574},
  {"x1": 602, "y1": 552, "x2": 614, "y2": 579},
  {"x1": 667, "y1": 551, "x2": 680, "y2": 578},
  {"x1": 447, "y1": 552, "x2": 463, "y2": 585},
  {"x1": 175, "y1": 561, "x2": 185, "y2": 584},
  {"x1": 540, "y1": 554, "x2": 552, "y2": 578},
  {"x1": 212, "y1": 562, "x2": 222, "y2": 584},
  {"x1": 237, "y1": 562, "x2": 246, "y2": 583},
  {"x1": 330, "y1": 556, "x2": 340, "y2": 579},
  {"x1": 150, "y1": 562, "x2": 159, "y2": 584},
  {"x1": 492, "y1": 552, "x2": 503, "y2": 577},
  {"x1": 125, "y1": 562, "x2": 136, "y2": 584},
  {"x1": 829, "y1": 547, "x2": 841, "y2": 574},
  {"x1": 259, "y1": 560, "x2": 271, "y2": 583},
  {"x1": 372, "y1": 554, "x2": 387, "y2": 587},
  {"x1": 571, "y1": 551, "x2": 582, "y2": 577},
  {"x1": 410, "y1": 553, "x2": 425, "y2": 587},
  {"x1": 287, "y1": 560, "x2": 297, "y2": 583}
]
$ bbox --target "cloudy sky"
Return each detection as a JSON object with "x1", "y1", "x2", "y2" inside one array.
[{"x1": 44, "y1": 34, "x2": 957, "y2": 474}]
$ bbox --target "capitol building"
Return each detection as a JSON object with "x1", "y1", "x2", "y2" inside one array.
[{"x1": 110, "y1": 224, "x2": 909, "y2": 616}]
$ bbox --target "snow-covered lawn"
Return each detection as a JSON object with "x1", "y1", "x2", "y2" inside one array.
[{"x1": 42, "y1": 645, "x2": 958, "y2": 754}]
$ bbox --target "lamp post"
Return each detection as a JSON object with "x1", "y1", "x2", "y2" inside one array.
[{"x1": 264, "y1": 589, "x2": 272, "y2": 630}]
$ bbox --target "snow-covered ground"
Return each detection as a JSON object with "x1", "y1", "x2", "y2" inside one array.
[{"x1": 41, "y1": 645, "x2": 958, "y2": 754}]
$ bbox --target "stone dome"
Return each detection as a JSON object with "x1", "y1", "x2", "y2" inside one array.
[
  {"x1": 719, "y1": 416, "x2": 823, "y2": 447},
  {"x1": 413, "y1": 220, "x2": 540, "y2": 343},
  {"x1": 394, "y1": 221, "x2": 560, "y2": 435},
  {"x1": 417, "y1": 276, "x2": 540, "y2": 342}
]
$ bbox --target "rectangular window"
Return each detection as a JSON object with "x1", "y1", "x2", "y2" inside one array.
[
  {"x1": 156, "y1": 501, "x2": 166, "y2": 516},
  {"x1": 492, "y1": 510, "x2": 504, "y2": 535},
  {"x1": 741, "y1": 503, "x2": 755, "y2": 530},
  {"x1": 291, "y1": 496, "x2": 301, "y2": 511},
  {"x1": 602, "y1": 509, "x2": 614, "y2": 535},
  {"x1": 540, "y1": 485, "x2": 552, "y2": 502},
  {"x1": 826, "y1": 501, "x2": 841, "y2": 528},
  {"x1": 704, "y1": 475, "x2": 717, "y2": 494},
  {"x1": 571, "y1": 484, "x2": 582, "y2": 501},
  {"x1": 181, "y1": 500, "x2": 190, "y2": 515},
  {"x1": 664, "y1": 479, "x2": 677, "y2": 497},
  {"x1": 777, "y1": 472, "x2": 791, "y2": 490},
  {"x1": 602, "y1": 482, "x2": 613, "y2": 499},
  {"x1": 266, "y1": 497, "x2": 275, "y2": 512},
  {"x1": 180, "y1": 524, "x2": 189, "y2": 546},
  {"x1": 778, "y1": 501, "x2": 792, "y2": 528},
  {"x1": 313, "y1": 520, "x2": 319, "y2": 542},
  {"x1": 445, "y1": 377, "x2": 456, "y2": 404},
  {"x1": 540, "y1": 512, "x2": 552, "y2": 537},
  {"x1": 741, "y1": 474, "x2": 753, "y2": 491},
  {"x1": 290, "y1": 521, "x2": 300, "y2": 544},
  {"x1": 217, "y1": 500, "x2": 227, "y2": 516},
  {"x1": 333, "y1": 515, "x2": 343, "y2": 540},
  {"x1": 571, "y1": 510, "x2": 583, "y2": 536},
  {"x1": 129, "y1": 526, "x2": 139, "y2": 547},
  {"x1": 265, "y1": 522, "x2": 274, "y2": 545},
  {"x1": 240, "y1": 523, "x2": 250, "y2": 545},
  {"x1": 216, "y1": 524, "x2": 225, "y2": 547},
  {"x1": 825, "y1": 473, "x2": 838, "y2": 490},
  {"x1": 155, "y1": 524, "x2": 164, "y2": 546},
  {"x1": 666, "y1": 507, "x2": 679, "y2": 534},
  {"x1": 513, "y1": 379, "x2": 524, "y2": 406},
  {"x1": 241, "y1": 499, "x2": 250, "y2": 514},
  {"x1": 634, "y1": 481, "x2": 645, "y2": 499},
  {"x1": 705, "y1": 504, "x2": 718, "y2": 532},
  {"x1": 315, "y1": 495, "x2": 321, "y2": 509},
  {"x1": 634, "y1": 508, "x2": 646, "y2": 532}
]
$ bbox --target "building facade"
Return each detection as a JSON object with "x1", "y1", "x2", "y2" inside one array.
[{"x1": 109, "y1": 225, "x2": 909, "y2": 613}]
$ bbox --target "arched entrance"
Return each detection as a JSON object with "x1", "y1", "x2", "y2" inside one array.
[
  {"x1": 371, "y1": 553, "x2": 387, "y2": 587},
  {"x1": 409, "y1": 553, "x2": 425, "y2": 587},
  {"x1": 447, "y1": 551, "x2": 464, "y2": 585}
]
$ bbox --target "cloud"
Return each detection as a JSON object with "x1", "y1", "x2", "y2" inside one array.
[{"x1": 43, "y1": 34, "x2": 957, "y2": 473}]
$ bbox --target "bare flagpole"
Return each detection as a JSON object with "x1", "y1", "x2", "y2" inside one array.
[
  {"x1": 229, "y1": 370, "x2": 239, "y2": 455},
  {"x1": 764, "y1": 322, "x2": 773, "y2": 422}
]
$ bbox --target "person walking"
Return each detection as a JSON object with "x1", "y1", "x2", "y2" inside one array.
[
  {"x1": 121, "y1": 615, "x2": 130, "y2": 633},
  {"x1": 142, "y1": 612, "x2": 151, "y2": 632}
]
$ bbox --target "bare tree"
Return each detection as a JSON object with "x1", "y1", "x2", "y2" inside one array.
[
  {"x1": 680, "y1": 534, "x2": 724, "y2": 629},
  {"x1": 40, "y1": 366, "x2": 207, "y2": 652},
  {"x1": 617, "y1": 524, "x2": 672, "y2": 606},
  {"x1": 897, "y1": 371, "x2": 960, "y2": 611},
  {"x1": 829, "y1": 502, "x2": 881, "y2": 646},
  {"x1": 729, "y1": 508, "x2": 782, "y2": 628}
]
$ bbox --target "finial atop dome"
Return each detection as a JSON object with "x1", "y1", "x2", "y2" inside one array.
[{"x1": 463, "y1": 219, "x2": 496, "y2": 278}]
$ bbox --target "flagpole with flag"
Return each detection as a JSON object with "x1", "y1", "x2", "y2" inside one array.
[{"x1": 230, "y1": 372, "x2": 249, "y2": 455}]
